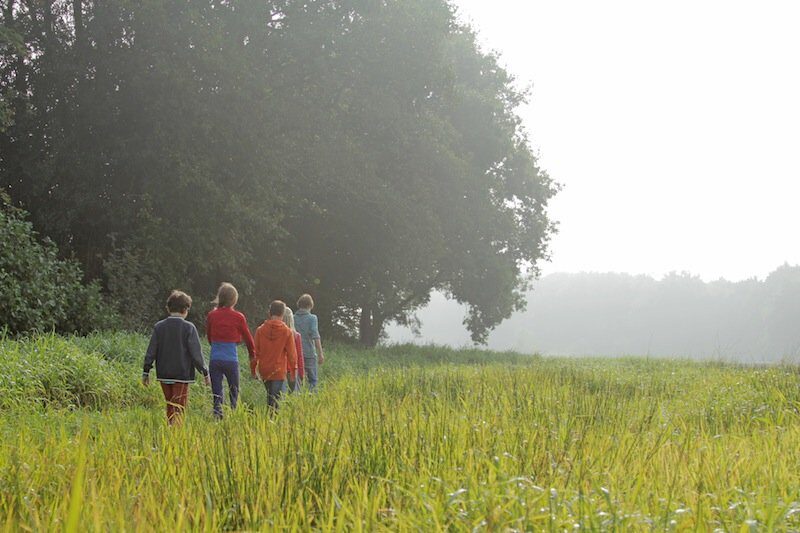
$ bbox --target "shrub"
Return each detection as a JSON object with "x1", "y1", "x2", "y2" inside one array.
[{"x1": 0, "y1": 192, "x2": 117, "y2": 335}]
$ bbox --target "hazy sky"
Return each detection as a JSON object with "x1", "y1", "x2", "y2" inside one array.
[{"x1": 452, "y1": 0, "x2": 800, "y2": 281}]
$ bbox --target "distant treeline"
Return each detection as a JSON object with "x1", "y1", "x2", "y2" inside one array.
[
  {"x1": 390, "y1": 265, "x2": 800, "y2": 362},
  {"x1": 0, "y1": 1, "x2": 557, "y2": 342}
]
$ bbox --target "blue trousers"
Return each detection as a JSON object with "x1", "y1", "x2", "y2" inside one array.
[
  {"x1": 264, "y1": 380, "x2": 286, "y2": 409},
  {"x1": 210, "y1": 359, "x2": 239, "y2": 418},
  {"x1": 304, "y1": 356, "x2": 318, "y2": 391},
  {"x1": 288, "y1": 373, "x2": 301, "y2": 393}
]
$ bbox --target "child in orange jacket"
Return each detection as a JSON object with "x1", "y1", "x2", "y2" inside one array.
[{"x1": 253, "y1": 300, "x2": 297, "y2": 409}]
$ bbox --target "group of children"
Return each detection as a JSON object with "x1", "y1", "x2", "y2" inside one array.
[{"x1": 142, "y1": 283, "x2": 324, "y2": 424}]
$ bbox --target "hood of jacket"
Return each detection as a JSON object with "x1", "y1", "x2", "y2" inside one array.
[{"x1": 263, "y1": 319, "x2": 290, "y2": 340}]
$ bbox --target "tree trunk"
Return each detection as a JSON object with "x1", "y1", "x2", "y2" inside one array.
[
  {"x1": 10, "y1": 1, "x2": 25, "y2": 120},
  {"x1": 358, "y1": 305, "x2": 383, "y2": 348},
  {"x1": 72, "y1": 0, "x2": 83, "y2": 47},
  {"x1": 42, "y1": 1, "x2": 55, "y2": 48},
  {"x1": 3, "y1": 2, "x2": 11, "y2": 24}
]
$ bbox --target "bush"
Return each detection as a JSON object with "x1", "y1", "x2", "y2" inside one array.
[
  {"x1": 0, "y1": 192, "x2": 117, "y2": 335},
  {"x1": 0, "y1": 333, "x2": 157, "y2": 410}
]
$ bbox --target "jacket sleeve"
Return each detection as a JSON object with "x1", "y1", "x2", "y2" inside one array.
[
  {"x1": 240, "y1": 314, "x2": 256, "y2": 360},
  {"x1": 295, "y1": 334, "x2": 304, "y2": 378},
  {"x1": 251, "y1": 328, "x2": 260, "y2": 376},
  {"x1": 286, "y1": 330, "x2": 297, "y2": 374},
  {"x1": 311, "y1": 315, "x2": 321, "y2": 340},
  {"x1": 143, "y1": 327, "x2": 158, "y2": 376},
  {"x1": 205, "y1": 312, "x2": 213, "y2": 343},
  {"x1": 187, "y1": 324, "x2": 208, "y2": 376}
]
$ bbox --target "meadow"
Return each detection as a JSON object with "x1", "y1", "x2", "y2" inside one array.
[{"x1": 1, "y1": 333, "x2": 799, "y2": 531}]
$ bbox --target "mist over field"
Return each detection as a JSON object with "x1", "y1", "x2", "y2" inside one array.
[{"x1": 388, "y1": 265, "x2": 800, "y2": 362}]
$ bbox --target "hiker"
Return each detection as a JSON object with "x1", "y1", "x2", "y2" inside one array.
[
  {"x1": 282, "y1": 306, "x2": 305, "y2": 392},
  {"x1": 143, "y1": 290, "x2": 210, "y2": 425},
  {"x1": 294, "y1": 294, "x2": 324, "y2": 391},
  {"x1": 253, "y1": 300, "x2": 297, "y2": 409},
  {"x1": 206, "y1": 282, "x2": 256, "y2": 418}
]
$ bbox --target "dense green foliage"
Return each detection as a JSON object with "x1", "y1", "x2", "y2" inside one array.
[
  {"x1": 0, "y1": 0, "x2": 558, "y2": 342},
  {"x1": 0, "y1": 195, "x2": 114, "y2": 335},
  {"x1": 1, "y1": 333, "x2": 799, "y2": 530},
  {"x1": 0, "y1": 21, "x2": 22, "y2": 131}
]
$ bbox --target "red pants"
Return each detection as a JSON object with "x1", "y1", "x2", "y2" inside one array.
[{"x1": 160, "y1": 382, "x2": 189, "y2": 425}]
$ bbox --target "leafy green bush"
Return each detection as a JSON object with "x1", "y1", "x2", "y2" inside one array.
[
  {"x1": 0, "y1": 333, "x2": 156, "y2": 410},
  {"x1": 0, "y1": 192, "x2": 117, "y2": 335}
]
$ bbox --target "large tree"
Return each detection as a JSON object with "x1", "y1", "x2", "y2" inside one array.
[
  {"x1": 277, "y1": 0, "x2": 559, "y2": 344},
  {"x1": 1, "y1": 0, "x2": 292, "y2": 326},
  {"x1": 1, "y1": 0, "x2": 558, "y2": 342}
]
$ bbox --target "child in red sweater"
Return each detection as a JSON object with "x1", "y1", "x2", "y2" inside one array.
[
  {"x1": 206, "y1": 283, "x2": 255, "y2": 418},
  {"x1": 282, "y1": 307, "x2": 305, "y2": 392}
]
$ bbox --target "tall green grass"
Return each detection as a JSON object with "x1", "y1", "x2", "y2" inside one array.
[
  {"x1": 1, "y1": 335, "x2": 799, "y2": 530},
  {"x1": 0, "y1": 333, "x2": 157, "y2": 410}
]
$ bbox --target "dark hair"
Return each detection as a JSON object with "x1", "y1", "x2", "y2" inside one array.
[
  {"x1": 213, "y1": 282, "x2": 238, "y2": 308},
  {"x1": 269, "y1": 300, "x2": 286, "y2": 318},
  {"x1": 297, "y1": 293, "x2": 314, "y2": 310},
  {"x1": 166, "y1": 290, "x2": 192, "y2": 313}
]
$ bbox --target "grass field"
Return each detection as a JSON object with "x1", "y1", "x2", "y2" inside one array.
[{"x1": 1, "y1": 334, "x2": 799, "y2": 531}]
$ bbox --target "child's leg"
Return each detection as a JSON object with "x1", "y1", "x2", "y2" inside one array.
[
  {"x1": 210, "y1": 360, "x2": 225, "y2": 418},
  {"x1": 264, "y1": 380, "x2": 285, "y2": 409},
  {"x1": 304, "y1": 356, "x2": 318, "y2": 391},
  {"x1": 223, "y1": 360, "x2": 240, "y2": 409},
  {"x1": 160, "y1": 382, "x2": 174, "y2": 422},
  {"x1": 161, "y1": 382, "x2": 189, "y2": 425},
  {"x1": 171, "y1": 383, "x2": 189, "y2": 424}
]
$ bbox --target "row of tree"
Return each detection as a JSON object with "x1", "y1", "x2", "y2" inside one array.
[
  {"x1": 400, "y1": 267, "x2": 800, "y2": 361},
  {"x1": 0, "y1": 1, "x2": 558, "y2": 342}
]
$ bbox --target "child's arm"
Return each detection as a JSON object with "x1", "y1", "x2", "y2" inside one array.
[
  {"x1": 286, "y1": 332, "x2": 297, "y2": 381},
  {"x1": 315, "y1": 339, "x2": 324, "y2": 364},
  {"x1": 311, "y1": 315, "x2": 324, "y2": 364},
  {"x1": 295, "y1": 334, "x2": 305, "y2": 378},
  {"x1": 142, "y1": 328, "x2": 158, "y2": 385},
  {"x1": 205, "y1": 313, "x2": 213, "y2": 343},
  {"x1": 251, "y1": 329, "x2": 260, "y2": 378},
  {"x1": 187, "y1": 324, "x2": 210, "y2": 385},
  {"x1": 239, "y1": 314, "x2": 256, "y2": 362}
]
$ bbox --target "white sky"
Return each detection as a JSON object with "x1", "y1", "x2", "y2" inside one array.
[{"x1": 453, "y1": 0, "x2": 800, "y2": 281}]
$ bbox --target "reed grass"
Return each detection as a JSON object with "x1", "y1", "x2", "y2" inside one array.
[{"x1": 1, "y1": 337, "x2": 799, "y2": 530}]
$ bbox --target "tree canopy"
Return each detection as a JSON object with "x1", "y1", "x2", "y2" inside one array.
[{"x1": 0, "y1": 0, "x2": 558, "y2": 344}]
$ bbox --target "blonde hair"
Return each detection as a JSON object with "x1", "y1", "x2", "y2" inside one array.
[
  {"x1": 282, "y1": 307, "x2": 296, "y2": 332},
  {"x1": 214, "y1": 282, "x2": 238, "y2": 308},
  {"x1": 297, "y1": 293, "x2": 314, "y2": 310}
]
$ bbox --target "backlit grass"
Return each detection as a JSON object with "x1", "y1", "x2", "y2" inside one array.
[{"x1": 1, "y1": 337, "x2": 799, "y2": 530}]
